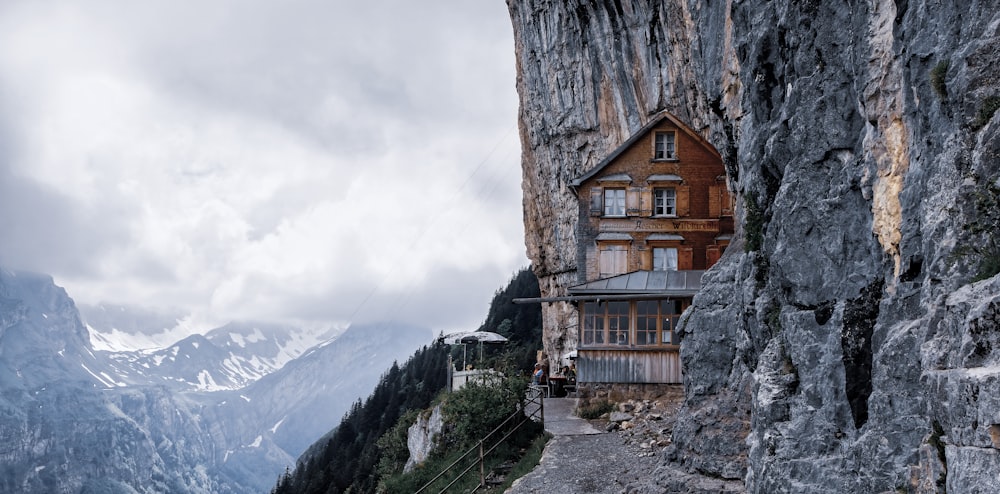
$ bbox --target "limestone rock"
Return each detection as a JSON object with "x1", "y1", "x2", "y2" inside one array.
[
  {"x1": 404, "y1": 405, "x2": 444, "y2": 473},
  {"x1": 508, "y1": 0, "x2": 1000, "y2": 492}
]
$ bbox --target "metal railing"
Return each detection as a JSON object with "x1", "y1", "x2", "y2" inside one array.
[{"x1": 414, "y1": 386, "x2": 545, "y2": 494}]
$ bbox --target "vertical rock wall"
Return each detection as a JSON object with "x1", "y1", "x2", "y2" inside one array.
[{"x1": 508, "y1": 0, "x2": 1000, "y2": 491}]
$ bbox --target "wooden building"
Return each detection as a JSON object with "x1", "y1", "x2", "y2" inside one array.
[{"x1": 568, "y1": 111, "x2": 733, "y2": 385}]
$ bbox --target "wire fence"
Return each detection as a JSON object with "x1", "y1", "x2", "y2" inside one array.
[{"x1": 414, "y1": 386, "x2": 546, "y2": 494}]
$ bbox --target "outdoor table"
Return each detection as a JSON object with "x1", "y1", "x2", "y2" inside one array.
[{"x1": 549, "y1": 376, "x2": 567, "y2": 397}]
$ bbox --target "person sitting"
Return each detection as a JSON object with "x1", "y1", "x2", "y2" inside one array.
[{"x1": 531, "y1": 363, "x2": 546, "y2": 385}]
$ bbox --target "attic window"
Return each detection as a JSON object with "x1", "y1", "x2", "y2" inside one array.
[{"x1": 654, "y1": 131, "x2": 676, "y2": 160}]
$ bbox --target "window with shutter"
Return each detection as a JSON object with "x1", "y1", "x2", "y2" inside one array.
[
  {"x1": 678, "y1": 247, "x2": 694, "y2": 270},
  {"x1": 599, "y1": 244, "x2": 628, "y2": 278},
  {"x1": 603, "y1": 188, "x2": 626, "y2": 216},
  {"x1": 706, "y1": 245, "x2": 721, "y2": 268},
  {"x1": 721, "y1": 187, "x2": 734, "y2": 216},
  {"x1": 626, "y1": 187, "x2": 642, "y2": 216},
  {"x1": 708, "y1": 185, "x2": 722, "y2": 218},
  {"x1": 653, "y1": 188, "x2": 677, "y2": 216},
  {"x1": 640, "y1": 188, "x2": 653, "y2": 216},
  {"x1": 675, "y1": 186, "x2": 690, "y2": 217},
  {"x1": 590, "y1": 188, "x2": 603, "y2": 217}
]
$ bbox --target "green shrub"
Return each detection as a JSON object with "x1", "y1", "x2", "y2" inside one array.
[
  {"x1": 972, "y1": 95, "x2": 1000, "y2": 130},
  {"x1": 439, "y1": 375, "x2": 530, "y2": 451},
  {"x1": 496, "y1": 432, "x2": 551, "y2": 491},
  {"x1": 375, "y1": 409, "x2": 421, "y2": 480},
  {"x1": 744, "y1": 193, "x2": 765, "y2": 253},
  {"x1": 930, "y1": 60, "x2": 949, "y2": 98},
  {"x1": 576, "y1": 400, "x2": 615, "y2": 419},
  {"x1": 378, "y1": 374, "x2": 543, "y2": 493}
]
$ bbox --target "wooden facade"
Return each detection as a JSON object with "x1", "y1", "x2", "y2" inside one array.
[
  {"x1": 569, "y1": 111, "x2": 733, "y2": 384},
  {"x1": 576, "y1": 349, "x2": 683, "y2": 384}
]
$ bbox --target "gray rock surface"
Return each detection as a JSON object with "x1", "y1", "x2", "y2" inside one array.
[
  {"x1": 405, "y1": 404, "x2": 444, "y2": 472},
  {"x1": 508, "y1": 0, "x2": 1000, "y2": 491},
  {"x1": 0, "y1": 268, "x2": 431, "y2": 493}
]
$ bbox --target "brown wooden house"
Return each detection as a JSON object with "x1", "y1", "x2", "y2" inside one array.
[{"x1": 568, "y1": 111, "x2": 733, "y2": 385}]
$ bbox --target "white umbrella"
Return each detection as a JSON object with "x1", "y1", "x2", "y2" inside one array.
[
  {"x1": 442, "y1": 331, "x2": 508, "y2": 368},
  {"x1": 442, "y1": 331, "x2": 509, "y2": 344}
]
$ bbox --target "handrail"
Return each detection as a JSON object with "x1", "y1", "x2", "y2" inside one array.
[{"x1": 414, "y1": 386, "x2": 545, "y2": 494}]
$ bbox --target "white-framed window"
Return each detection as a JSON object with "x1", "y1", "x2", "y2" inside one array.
[
  {"x1": 599, "y1": 244, "x2": 629, "y2": 278},
  {"x1": 653, "y1": 188, "x2": 676, "y2": 216},
  {"x1": 653, "y1": 247, "x2": 678, "y2": 271},
  {"x1": 581, "y1": 301, "x2": 630, "y2": 347},
  {"x1": 581, "y1": 299, "x2": 682, "y2": 348},
  {"x1": 654, "y1": 131, "x2": 676, "y2": 160},
  {"x1": 603, "y1": 188, "x2": 626, "y2": 216}
]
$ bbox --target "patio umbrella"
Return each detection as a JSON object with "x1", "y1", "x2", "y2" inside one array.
[{"x1": 442, "y1": 331, "x2": 508, "y2": 368}]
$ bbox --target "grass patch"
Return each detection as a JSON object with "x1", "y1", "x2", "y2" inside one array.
[
  {"x1": 930, "y1": 60, "x2": 948, "y2": 99},
  {"x1": 744, "y1": 192, "x2": 765, "y2": 253},
  {"x1": 972, "y1": 95, "x2": 1000, "y2": 130},
  {"x1": 494, "y1": 432, "x2": 551, "y2": 491},
  {"x1": 577, "y1": 399, "x2": 616, "y2": 420}
]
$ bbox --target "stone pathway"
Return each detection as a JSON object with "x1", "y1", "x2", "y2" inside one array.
[{"x1": 506, "y1": 397, "x2": 659, "y2": 494}]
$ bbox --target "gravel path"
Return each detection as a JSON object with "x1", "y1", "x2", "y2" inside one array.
[{"x1": 505, "y1": 430, "x2": 661, "y2": 494}]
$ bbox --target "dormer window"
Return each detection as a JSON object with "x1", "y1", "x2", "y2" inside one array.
[{"x1": 654, "y1": 131, "x2": 676, "y2": 160}]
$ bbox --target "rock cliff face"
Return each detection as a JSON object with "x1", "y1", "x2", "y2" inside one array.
[
  {"x1": 508, "y1": 0, "x2": 1000, "y2": 491},
  {"x1": 0, "y1": 269, "x2": 431, "y2": 493}
]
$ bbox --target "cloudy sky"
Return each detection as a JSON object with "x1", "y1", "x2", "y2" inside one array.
[{"x1": 0, "y1": 1, "x2": 527, "y2": 335}]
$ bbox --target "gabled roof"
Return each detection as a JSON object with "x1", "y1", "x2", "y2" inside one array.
[
  {"x1": 568, "y1": 270, "x2": 704, "y2": 297},
  {"x1": 570, "y1": 110, "x2": 722, "y2": 188}
]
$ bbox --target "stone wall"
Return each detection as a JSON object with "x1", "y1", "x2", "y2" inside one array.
[{"x1": 508, "y1": 0, "x2": 1000, "y2": 491}]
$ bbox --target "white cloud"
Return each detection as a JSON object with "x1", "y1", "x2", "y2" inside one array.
[{"x1": 0, "y1": 0, "x2": 526, "y2": 334}]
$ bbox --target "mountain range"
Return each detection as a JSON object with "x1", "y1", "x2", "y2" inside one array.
[{"x1": 0, "y1": 267, "x2": 434, "y2": 493}]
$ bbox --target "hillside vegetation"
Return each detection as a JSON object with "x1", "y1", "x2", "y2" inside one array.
[{"x1": 271, "y1": 268, "x2": 543, "y2": 493}]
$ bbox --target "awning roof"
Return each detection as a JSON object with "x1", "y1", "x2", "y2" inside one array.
[
  {"x1": 646, "y1": 233, "x2": 685, "y2": 241},
  {"x1": 596, "y1": 172, "x2": 633, "y2": 183},
  {"x1": 595, "y1": 232, "x2": 634, "y2": 241},
  {"x1": 512, "y1": 270, "x2": 704, "y2": 304},
  {"x1": 646, "y1": 174, "x2": 684, "y2": 182},
  {"x1": 568, "y1": 270, "x2": 704, "y2": 296}
]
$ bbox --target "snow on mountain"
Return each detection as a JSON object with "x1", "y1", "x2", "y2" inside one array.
[
  {"x1": 79, "y1": 303, "x2": 194, "y2": 352},
  {"x1": 97, "y1": 321, "x2": 342, "y2": 391},
  {"x1": 82, "y1": 305, "x2": 344, "y2": 391},
  {"x1": 1, "y1": 268, "x2": 434, "y2": 493}
]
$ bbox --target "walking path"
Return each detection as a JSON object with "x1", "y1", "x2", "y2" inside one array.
[
  {"x1": 506, "y1": 397, "x2": 659, "y2": 494},
  {"x1": 537, "y1": 397, "x2": 603, "y2": 436}
]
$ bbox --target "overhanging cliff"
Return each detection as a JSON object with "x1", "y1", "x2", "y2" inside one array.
[{"x1": 508, "y1": 0, "x2": 1000, "y2": 491}]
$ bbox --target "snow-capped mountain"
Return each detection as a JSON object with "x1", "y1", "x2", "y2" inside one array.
[
  {"x1": 79, "y1": 303, "x2": 192, "y2": 352},
  {"x1": 91, "y1": 318, "x2": 342, "y2": 391},
  {"x1": 0, "y1": 269, "x2": 433, "y2": 493}
]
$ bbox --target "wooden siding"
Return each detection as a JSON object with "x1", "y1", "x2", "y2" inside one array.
[{"x1": 577, "y1": 349, "x2": 682, "y2": 384}]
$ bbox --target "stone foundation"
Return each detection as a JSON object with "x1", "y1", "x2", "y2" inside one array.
[{"x1": 576, "y1": 382, "x2": 682, "y2": 407}]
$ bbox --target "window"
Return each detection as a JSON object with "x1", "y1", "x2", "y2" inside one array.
[
  {"x1": 581, "y1": 300, "x2": 682, "y2": 348},
  {"x1": 581, "y1": 301, "x2": 630, "y2": 347},
  {"x1": 603, "y1": 188, "x2": 626, "y2": 216},
  {"x1": 582, "y1": 302, "x2": 606, "y2": 346},
  {"x1": 654, "y1": 131, "x2": 676, "y2": 160},
  {"x1": 599, "y1": 244, "x2": 628, "y2": 278},
  {"x1": 653, "y1": 188, "x2": 676, "y2": 216},
  {"x1": 636, "y1": 301, "x2": 658, "y2": 345},
  {"x1": 653, "y1": 247, "x2": 678, "y2": 271},
  {"x1": 660, "y1": 300, "x2": 681, "y2": 345}
]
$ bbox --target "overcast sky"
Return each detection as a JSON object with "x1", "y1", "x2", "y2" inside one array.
[{"x1": 0, "y1": 1, "x2": 528, "y2": 335}]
